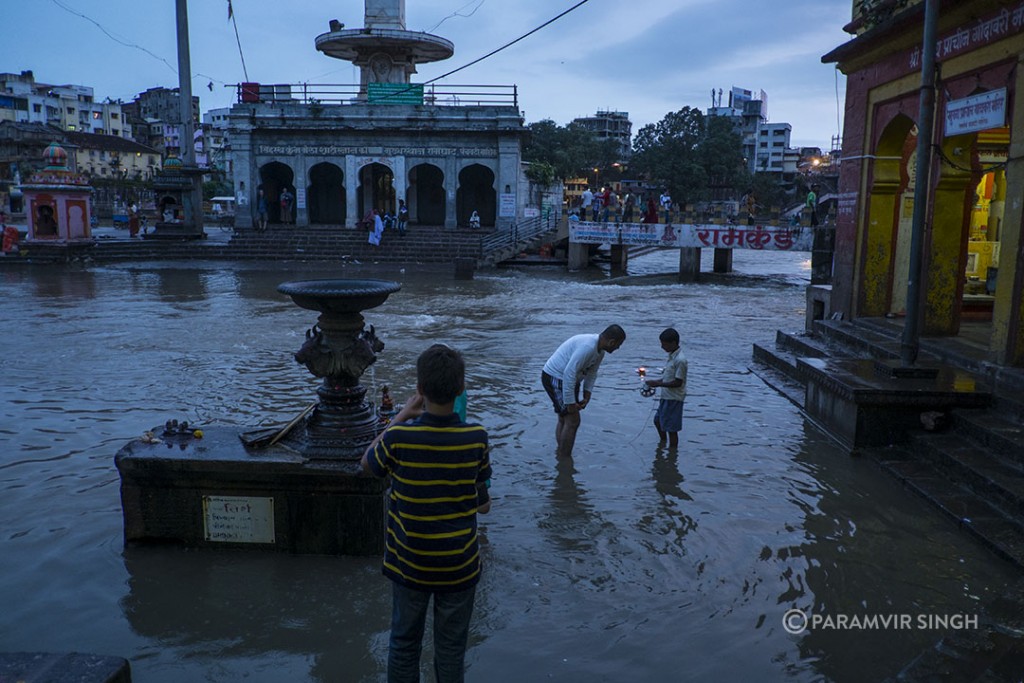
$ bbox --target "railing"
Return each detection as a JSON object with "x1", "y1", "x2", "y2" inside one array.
[
  {"x1": 481, "y1": 212, "x2": 560, "y2": 254},
  {"x1": 233, "y1": 83, "x2": 518, "y2": 108}
]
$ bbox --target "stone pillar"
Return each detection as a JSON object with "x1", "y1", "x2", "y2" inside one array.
[
  {"x1": 712, "y1": 248, "x2": 733, "y2": 273},
  {"x1": 345, "y1": 155, "x2": 359, "y2": 227},
  {"x1": 992, "y1": 58, "x2": 1024, "y2": 364},
  {"x1": 232, "y1": 123, "x2": 254, "y2": 229},
  {"x1": 610, "y1": 244, "x2": 628, "y2": 273},
  {"x1": 811, "y1": 225, "x2": 835, "y2": 285},
  {"x1": 295, "y1": 155, "x2": 308, "y2": 227},
  {"x1": 678, "y1": 247, "x2": 701, "y2": 282},
  {"x1": 445, "y1": 156, "x2": 458, "y2": 228},
  {"x1": 568, "y1": 242, "x2": 589, "y2": 271}
]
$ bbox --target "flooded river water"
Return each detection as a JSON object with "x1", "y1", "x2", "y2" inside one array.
[{"x1": 0, "y1": 250, "x2": 1018, "y2": 682}]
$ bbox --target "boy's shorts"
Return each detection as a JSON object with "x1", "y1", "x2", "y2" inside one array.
[
  {"x1": 541, "y1": 372, "x2": 579, "y2": 415},
  {"x1": 656, "y1": 399, "x2": 684, "y2": 433}
]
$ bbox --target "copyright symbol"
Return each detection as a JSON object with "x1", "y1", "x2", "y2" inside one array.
[{"x1": 783, "y1": 608, "x2": 808, "y2": 635}]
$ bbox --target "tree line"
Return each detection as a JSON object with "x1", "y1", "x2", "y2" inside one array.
[{"x1": 523, "y1": 106, "x2": 790, "y2": 210}]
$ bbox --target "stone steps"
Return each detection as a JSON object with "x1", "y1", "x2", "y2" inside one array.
[{"x1": 750, "y1": 318, "x2": 1024, "y2": 570}]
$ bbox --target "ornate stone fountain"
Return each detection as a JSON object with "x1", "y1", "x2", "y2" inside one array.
[
  {"x1": 277, "y1": 278, "x2": 401, "y2": 459},
  {"x1": 115, "y1": 278, "x2": 401, "y2": 555}
]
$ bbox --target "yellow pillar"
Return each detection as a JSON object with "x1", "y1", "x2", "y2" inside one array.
[
  {"x1": 992, "y1": 61, "x2": 1024, "y2": 365},
  {"x1": 860, "y1": 167, "x2": 901, "y2": 316},
  {"x1": 922, "y1": 137, "x2": 973, "y2": 336}
]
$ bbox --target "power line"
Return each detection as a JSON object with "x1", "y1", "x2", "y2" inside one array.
[
  {"x1": 50, "y1": 0, "x2": 177, "y2": 75},
  {"x1": 421, "y1": 0, "x2": 594, "y2": 87},
  {"x1": 426, "y1": 0, "x2": 488, "y2": 33}
]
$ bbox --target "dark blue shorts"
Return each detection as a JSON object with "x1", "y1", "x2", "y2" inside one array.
[{"x1": 656, "y1": 399, "x2": 684, "y2": 433}]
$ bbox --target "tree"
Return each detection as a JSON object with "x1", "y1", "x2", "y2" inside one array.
[
  {"x1": 523, "y1": 119, "x2": 610, "y2": 181},
  {"x1": 631, "y1": 107, "x2": 708, "y2": 205},
  {"x1": 698, "y1": 115, "x2": 746, "y2": 196}
]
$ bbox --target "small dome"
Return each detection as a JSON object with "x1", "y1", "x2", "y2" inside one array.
[
  {"x1": 163, "y1": 155, "x2": 183, "y2": 171},
  {"x1": 43, "y1": 142, "x2": 68, "y2": 169}
]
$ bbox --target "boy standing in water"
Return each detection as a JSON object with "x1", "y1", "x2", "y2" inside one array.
[
  {"x1": 644, "y1": 328, "x2": 687, "y2": 448},
  {"x1": 362, "y1": 344, "x2": 492, "y2": 683}
]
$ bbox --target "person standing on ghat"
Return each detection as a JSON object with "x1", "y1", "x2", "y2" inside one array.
[{"x1": 541, "y1": 325, "x2": 626, "y2": 459}]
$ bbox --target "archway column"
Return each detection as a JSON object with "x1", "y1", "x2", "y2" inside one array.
[
  {"x1": 345, "y1": 155, "x2": 359, "y2": 227},
  {"x1": 993, "y1": 60, "x2": 1024, "y2": 364},
  {"x1": 445, "y1": 155, "x2": 457, "y2": 228},
  {"x1": 919, "y1": 138, "x2": 973, "y2": 335},
  {"x1": 861, "y1": 175, "x2": 901, "y2": 317}
]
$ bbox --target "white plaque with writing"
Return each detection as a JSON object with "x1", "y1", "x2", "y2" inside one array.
[
  {"x1": 203, "y1": 495, "x2": 275, "y2": 544},
  {"x1": 945, "y1": 88, "x2": 1007, "y2": 136}
]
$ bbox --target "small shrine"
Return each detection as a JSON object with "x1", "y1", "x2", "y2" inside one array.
[
  {"x1": 21, "y1": 142, "x2": 92, "y2": 242},
  {"x1": 147, "y1": 155, "x2": 205, "y2": 240}
]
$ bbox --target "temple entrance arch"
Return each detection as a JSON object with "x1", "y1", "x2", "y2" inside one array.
[
  {"x1": 456, "y1": 163, "x2": 495, "y2": 228},
  {"x1": 357, "y1": 163, "x2": 395, "y2": 218},
  {"x1": 259, "y1": 161, "x2": 295, "y2": 224},
  {"x1": 409, "y1": 163, "x2": 445, "y2": 225},
  {"x1": 308, "y1": 162, "x2": 345, "y2": 224},
  {"x1": 860, "y1": 114, "x2": 915, "y2": 317}
]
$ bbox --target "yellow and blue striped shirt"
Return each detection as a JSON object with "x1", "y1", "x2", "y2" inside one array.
[{"x1": 367, "y1": 411, "x2": 491, "y2": 592}]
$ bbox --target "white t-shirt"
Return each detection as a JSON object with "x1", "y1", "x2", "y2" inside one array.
[
  {"x1": 543, "y1": 333, "x2": 604, "y2": 406},
  {"x1": 581, "y1": 190, "x2": 594, "y2": 207}
]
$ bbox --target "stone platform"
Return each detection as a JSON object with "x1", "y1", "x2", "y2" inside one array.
[
  {"x1": 798, "y1": 357, "x2": 993, "y2": 453},
  {"x1": 115, "y1": 426, "x2": 386, "y2": 555}
]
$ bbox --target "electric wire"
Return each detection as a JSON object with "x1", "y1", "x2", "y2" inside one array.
[
  {"x1": 50, "y1": 0, "x2": 177, "y2": 75},
  {"x1": 426, "y1": 0, "x2": 488, "y2": 33},
  {"x1": 228, "y1": 1, "x2": 250, "y2": 82}
]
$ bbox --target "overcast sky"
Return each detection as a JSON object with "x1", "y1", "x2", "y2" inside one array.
[{"x1": 5, "y1": 0, "x2": 853, "y2": 149}]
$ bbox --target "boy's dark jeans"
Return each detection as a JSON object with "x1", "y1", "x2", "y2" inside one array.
[{"x1": 388, "y1": 582, "x2": 476, "y2": 683}]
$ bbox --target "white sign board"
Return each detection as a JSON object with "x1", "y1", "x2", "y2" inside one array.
[
  {"x1": 295, "y1": 187, "x2": 307, "y2": 210},
  {"x1": 945, "y1": 88, "x2": 1007, "y2": 136},
  {"x1": 523, "y1": 207, "x2": 540, "y2": 218},
  {"x1": 569, "y1": 220, "x2": 814, "y2": 251},
  {"x1": 499, "y1": 193, "x2": 516, "y2": 218},
  {"x1": 203, "y1": 495, "x2": 275, "y2": 544}
]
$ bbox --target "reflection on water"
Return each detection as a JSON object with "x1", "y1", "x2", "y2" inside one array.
[{"x1": 0, "y1": 251, "x2": 1018, "y2": 682}]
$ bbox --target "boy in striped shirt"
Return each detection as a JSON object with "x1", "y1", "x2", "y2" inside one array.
[{"x1": 362, "y1": 344, "x2": 492, "y2": 683}]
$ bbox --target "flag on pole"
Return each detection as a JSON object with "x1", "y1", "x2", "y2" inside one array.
[{"x1": 228, "y1": 0, "x2": 233, "y2": 20}]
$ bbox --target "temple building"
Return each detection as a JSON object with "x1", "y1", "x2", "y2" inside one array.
[
  {"x1": 228, "y1": 0, "x2": 525, "y2": 230},
  {"x1": 823, "y1": 0, "x2": 1024, "y2": 366}
]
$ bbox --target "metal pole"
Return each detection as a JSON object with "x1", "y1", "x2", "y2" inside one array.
[{"x1": 900, "y1": 0, "x2": 940, "y2": 367}]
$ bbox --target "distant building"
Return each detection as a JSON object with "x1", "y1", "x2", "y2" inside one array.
[
  {"x1": 755, "y1": 122, "x2": 792, "y2": 173},
  {"x1": 63, "y1": 130, "x2": 161, "y2": 180},
  {"x1": 0, "y1": 71, "x2": 129, "y2": 138},
  {"x1": 123, "y1": 86, "x2": 201, "y2": 160},
  {"x1": 202, "y1": 107, "x2": 232, "y2": 181},
  {"x1": 572, "y1": 110, "x2": 632, "y2": 160}
]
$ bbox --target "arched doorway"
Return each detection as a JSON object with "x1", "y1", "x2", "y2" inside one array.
[
  {"x1": 408, "y1": 163, "x2": 445, "y2": 225},
  {"x1": 357, "y1": 163, "x2": 395, "y2": 218},
  {"x1": 259, "y1": 161, "x2": 294, "y2": 224},
  {"x1": 456, "y1": 164, "x2": 496, "y2": 227},
  {"x1": 859, "y1": 114, "x2": 915, "y2": 317},
  {"x1": 308, "y1": 163, "x2": 345, "y2": 224}
]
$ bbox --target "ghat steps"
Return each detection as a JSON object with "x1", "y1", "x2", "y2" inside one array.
[{"x1": 751, "y1": 318, "x2": 1024, "y2": 680}]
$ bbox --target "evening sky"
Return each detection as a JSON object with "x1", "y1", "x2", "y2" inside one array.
[{"x1": 4, "y1": 0, "x2": 855, "y2": 149}]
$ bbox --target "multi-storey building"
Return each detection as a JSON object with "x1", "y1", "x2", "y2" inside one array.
[
  {"x1": 63, "y1": 130, "x2": 161, "y2": 180},
  {"x1": 0, "y1": 71, "x2": 129, "y2": 138},
  {"x1": 572, "y1": 110, "x2": 632, "y2": 160}
]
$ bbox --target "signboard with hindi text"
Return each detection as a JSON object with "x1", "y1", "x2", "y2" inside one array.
[
  {"x1": 569, "y1": 220, "x2": 814, "y2": 251},
  {"x1": 945, "y1": 88, "x2": 1007, "y2": 136},
  {"x1": 367, "y1": 83, "x2": 424, "y2": 105},
  {"x1": 203, "y1": 495, "x2": 275, "y2": 544}
]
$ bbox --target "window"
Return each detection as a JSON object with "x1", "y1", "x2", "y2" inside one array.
[
  {"x1": 67, "y1": 106, "x2": 75, "y2": 114},
  {"x1": 111, "y1": 112, "x2": 119, "y2": 119},
  {"x1": 93, "y1": 111, "x2": 102, "y2": 119},
  {"x1": 111, "y1": 129, "x2": 119, "y2": 136},
  {"x1": 32, "y1": 103, "x2": 41, "y2": 113}
]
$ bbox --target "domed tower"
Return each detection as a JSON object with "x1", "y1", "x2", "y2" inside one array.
[{"x1": 315, "y1": 0, "x2": 454, "y2": 97}]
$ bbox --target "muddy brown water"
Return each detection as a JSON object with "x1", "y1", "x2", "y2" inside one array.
[{"x1": 0, "y1": 250, "x2": 1017, "y2": 682}]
